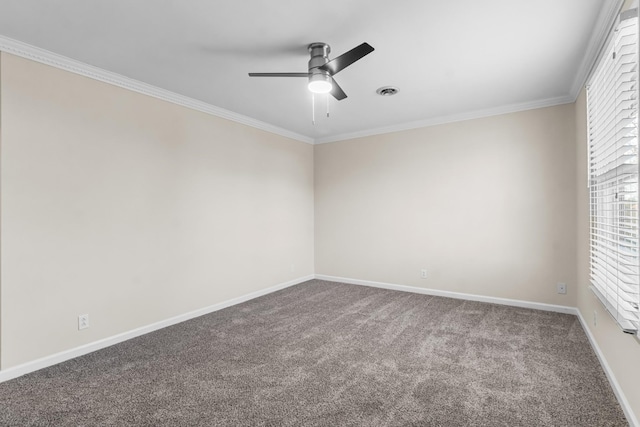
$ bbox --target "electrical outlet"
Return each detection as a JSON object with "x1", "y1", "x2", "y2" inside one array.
[
  {"x1": 78, "y1": 314, "x2": 89, "y2": 330},
  {"x1": 593, "y1": 310, "x2": 597, "y2": 327},
  {"x1": 421, "y1": 269, "x2": 428, "y2": 279},
  {"x1": 556, "y1": 282, "x2": 567, "y2": 294},
  {"x1": 290, "y1": 263, "x2": 295, "y2": 273}
]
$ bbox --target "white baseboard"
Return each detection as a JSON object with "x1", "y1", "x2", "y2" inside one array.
[
  {"x1": 316, "y1": 274, "x2": 637, "y2": 426},
  {"x1": 575, "y1": 309, "x2": 639, "y2": 427},
  {"x1": 315, "y1": 274, "x2": 577, "y2": 314},
  {"x1": 2, "y1": 273, "x2": 636, "y2": 427},
  {"x1": 0, "y1": 275, "x2": 314, "y2": 383}
]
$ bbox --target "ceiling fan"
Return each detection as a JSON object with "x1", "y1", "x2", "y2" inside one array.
[{"x1": 248, "y1": 42, "x2": 374, "y2": 100}]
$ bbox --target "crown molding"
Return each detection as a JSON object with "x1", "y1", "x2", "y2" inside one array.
[
  {"x1": 0, "y1": 35, "x2": 314, "y2": 145},
  {"x1": 316, "y1": 0, "x2": 625, "y2": 144},
  {"x1": 314, "y1": 94, "x2": 575, "y2": 144},
  {"x1": 569, "y1": 0, "x2": 624, "y2": 100},
  {"x1": 0, "y1": 0, "x2": 622, "y2": 148}
]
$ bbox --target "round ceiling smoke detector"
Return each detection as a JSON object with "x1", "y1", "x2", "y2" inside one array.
[{"x1": 376, "y1": 86, "x2": 399, "y2": 96}]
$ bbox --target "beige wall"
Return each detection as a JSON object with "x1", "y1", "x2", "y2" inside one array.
[
  {"x1": 0, "y1": 43, "x2": 637, "y2": 424},
  {"x1": 315, "y1": 104, "x2": 577, "y2": 306},
  {"x1": 575, "y1": 88, "x2": 640, "y2": 421},
  {"x1": 0, "y1": 53, "x2": 314, "y2": 368}
]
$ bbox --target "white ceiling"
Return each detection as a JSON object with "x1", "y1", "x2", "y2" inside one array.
[{"x1": 0, "y1": 0, "x2": 619, "y2": 143}]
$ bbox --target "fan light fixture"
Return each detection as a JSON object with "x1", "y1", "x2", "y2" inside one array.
[{"x1": 308, "y1": 73, "x2": 332, "y2": 94}]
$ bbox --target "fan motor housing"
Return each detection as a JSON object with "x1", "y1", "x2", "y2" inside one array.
[
  {"x1": 308, "y1": 42, "x2": 330, "y2": 71},
  {"x1": 307, "y1": 42, "x2": 332, "y2": 88}
]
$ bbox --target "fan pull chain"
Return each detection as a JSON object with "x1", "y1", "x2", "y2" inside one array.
[
  {"x1": 311, "y1": 94, "x2": 315, "y2": 125},
  {"x1": 326, "y1": 94, "x2": 330, "y2": 118}
]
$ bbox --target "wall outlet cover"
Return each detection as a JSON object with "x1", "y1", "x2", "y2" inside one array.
[{"x1": 78, "y1": 314, "x2": 89, "y2": 330}]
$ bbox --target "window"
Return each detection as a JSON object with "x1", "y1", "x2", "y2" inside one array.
[{"x1": 587, "y1": 8, "x2": 639, "y2": 334}]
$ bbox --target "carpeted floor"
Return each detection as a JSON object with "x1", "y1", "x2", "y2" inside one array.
[{"x1": 0, "y1": 280, "x2": 628, "y2": 426}]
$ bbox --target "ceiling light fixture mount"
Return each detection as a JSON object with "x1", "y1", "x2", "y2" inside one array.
[{"x1": 376, "y1": 86, "x2": 399, "y2": 96}]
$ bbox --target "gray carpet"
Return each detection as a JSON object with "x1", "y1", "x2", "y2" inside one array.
[{"x1": 0, "y1": 280, "x2": 628, "y2": 426}]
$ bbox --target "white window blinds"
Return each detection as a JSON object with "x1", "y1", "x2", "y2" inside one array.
[{"x1": 588, "y1": 8, "x2": 639, "y2": 334}]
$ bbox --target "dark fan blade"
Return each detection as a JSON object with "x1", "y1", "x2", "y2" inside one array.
[
  {"x1": 248, "y1": 72, "x2": 308, "y2": 77},
  {"x1": 330, "y1": 77, "x2": 347, "y2": 100},
  {"x1": 319, "y1": 42, "x2": 374, "y2": 75}
]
